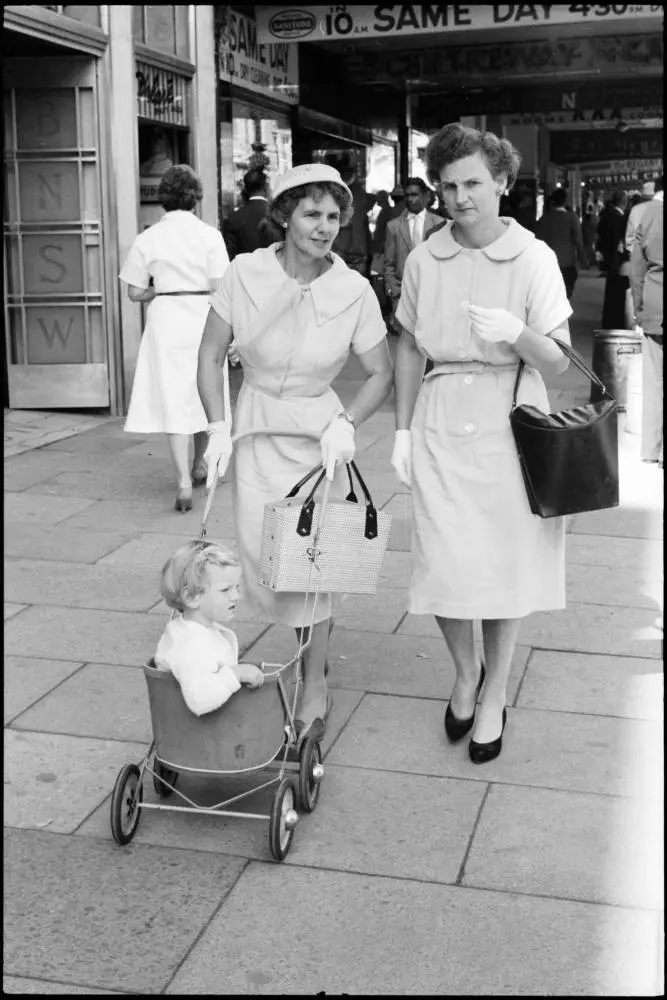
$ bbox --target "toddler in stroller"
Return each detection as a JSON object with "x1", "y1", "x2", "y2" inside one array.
[{"x1": 155, "y1": 540, "x2": 264, "y2": 715}]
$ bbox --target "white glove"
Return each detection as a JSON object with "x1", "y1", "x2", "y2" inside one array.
[
  {"x1": 463, "y1": 303, "x2": 524, "y2": 344},
  {"x1": 391, "y1": 430, "x2": 411, "y2": 487},
  {"x1": 320, "y1": 416, "x2": 356, "y2": 481},
  {"x1": 204, "y1": 421, "x2": 233, "y2": 489}
]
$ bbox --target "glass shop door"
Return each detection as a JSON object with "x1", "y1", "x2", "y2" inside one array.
[{"x1": 3, "y1": 57, "x2": 111, "y2": 408}]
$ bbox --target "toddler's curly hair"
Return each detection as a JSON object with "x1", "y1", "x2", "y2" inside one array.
[{"x1": 161, "y1": 540, "x2": 238, "y2": 613}]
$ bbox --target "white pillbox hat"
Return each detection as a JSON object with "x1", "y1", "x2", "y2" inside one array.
[{"x1": 271, "y1": 162, "x2": 353, "y2": 202}]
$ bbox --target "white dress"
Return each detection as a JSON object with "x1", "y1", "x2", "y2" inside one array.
[
  {"x1": 396, "y1": 220, "x2": 573, "y2": 619},
  {"x1": 120, "y1": 210, "x2": 229, "y2": 434},
  {"x1": 209, "y1": 244, "x2": 388, "y2": 627}
]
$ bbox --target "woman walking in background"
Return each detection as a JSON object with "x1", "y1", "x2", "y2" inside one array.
[{"x1": 120, "y1": 165, "x2": 230, "y2": 511}]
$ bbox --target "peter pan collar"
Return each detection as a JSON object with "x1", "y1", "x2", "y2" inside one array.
[
  {"x1": 426, "y1": 218, "x2": 535, "y2": 261},
  {"x1": 235, "y1": 243, "x2": 368, "y2": 325}
]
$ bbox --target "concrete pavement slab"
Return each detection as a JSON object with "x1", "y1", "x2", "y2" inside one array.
[
  {"x1": 165, "y1": 863, "x2": 661, "y2": 996},
  {"x1": 3, "y1": 976, "x2": 123, "y2": 994},
  {"x1": 57, "y1": 494, "x2": 236, "y2": 537},
  {"x1": 4, "y1": 451, "x2": 110, "y2": 492},
  {"x1": 283, "y1": 765, "x2": 486, "y2": 884},
  {"x1": 246, "y1": 625, "x2": 529, "y2": 702},
  {"x1": 331, "y1": 589, "x2": 407, "y2": 632},
  {"x1": 327, "y1": 696, "x2": 662, "y2": 799},
  {"x1": 3, "y1": 828, "x2": 247, "y2": 994},
  {"x1": 4, "y1": 603, "x2": 28, "y2": 620},
  {"x1": 4, "y1": 730, "x2": 149, "y2": 833},
  {"x1": 10, "y1": 663, "x2": 152, "y2": 743},
  {"x1": 3, "y1": 605, "x2": 267, "y2": 665},
  {"x1": 4, "y1": 655, "x2": 85, "y2": 725},
  {"x1": 463, "y1": 784, "x2": 663, "y2": 910},
  {"x1": 567, "y1": 532, "x2": 661, "y2": 571},
  {"x1": 4, "y1": 558, "x2": 159, "y2": 612},
  {"x1": 25, "y1": 469, "x2": 179, "y2": 501},
  {"x1": 4, "y1": 493, "x2": 96, "y2": 527},
  {"x1": 566, "y1": 563, "x2": 662, "y2": 609},
  {"x1": 399, "y1": 602, "x2": 663, "y2": 658},
  {"x1": 568, "y1": 506, "x2": 663, "y2": 539},
  {"x1": 517, "y1": 603, "x2": 663, "y2": 659},
  {"x1": 97, "y1": 531, "x2": 211, "y2": 571},
  {"x1": 42, "y1": 433, "x2": 141, "y2": 454},
  {"x1": 518, "y1": 650, "x2": 663, "y2": 721},
  {"x1": 3, "y1": 524, "x2": 135, "y2": 563}
]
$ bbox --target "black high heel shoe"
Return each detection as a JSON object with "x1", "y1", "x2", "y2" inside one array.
[
  {"x1": 469, "y1": 708, "x2": 507, "y2": 765},
  {"x1": 444, "y1": 663, "x2": 485, "y2": 742}
]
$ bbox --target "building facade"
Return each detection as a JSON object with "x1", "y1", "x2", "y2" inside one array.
[{"x1": 3, "y1": 4, "x2": 218, "y2": 414}]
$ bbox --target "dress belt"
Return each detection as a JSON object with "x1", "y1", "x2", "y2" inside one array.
[
  {"x1": 424, "y1": 361, "x2": 519, "y2": 380},
  {"x1": 154, "y1": 290, "x2": 210, "y2": 296}
]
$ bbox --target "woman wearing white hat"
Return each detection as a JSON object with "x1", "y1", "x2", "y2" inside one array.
[{"x1": 197, "y1": 163, "x2": 394, "y2": 740}]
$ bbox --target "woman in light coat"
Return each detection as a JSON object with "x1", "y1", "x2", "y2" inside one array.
[{"x1": 121, "y1": 165, "x2": 230, "y2": 511}]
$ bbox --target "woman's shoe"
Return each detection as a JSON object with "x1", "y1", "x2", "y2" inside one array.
[
  {"x1": 469, "y1": 708, "x2": 507, "y2": 765},
  {"x1": 444, "y1": 663, "x2": 485, "y2": 742},
  {"x1": 191, "y1": 464, "x2": 207, "y2": 488},
  {"x1": 175, "y1": 488, "x2": 193, "y2": 512}
]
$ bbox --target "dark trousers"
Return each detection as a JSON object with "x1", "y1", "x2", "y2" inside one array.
[
  {"x1": 602, "y1": 272, "x2": 631, "y2": 329},
  {"x1": 560, "y1": 266, "x2": 578, "y2": 299}
]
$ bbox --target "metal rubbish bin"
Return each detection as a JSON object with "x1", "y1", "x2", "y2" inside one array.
[
  {"x1": 624, "y1": 348, "x2": 643, "y2": 436},
  {"x1": 590, "y1": 329, "x2": 643, "y2": 410}
]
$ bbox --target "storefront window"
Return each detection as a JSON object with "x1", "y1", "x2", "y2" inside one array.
[
  {"x1": 133, "y1": 5, "x2": 189, "y2": 59},
  {"x1": 231, "y1": 98, "x2": 292, "y2": 206},
  {"x1": 367, "y1": 140, "x2": 397, "y2": 194}
]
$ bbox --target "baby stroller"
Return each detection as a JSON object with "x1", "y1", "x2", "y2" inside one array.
[{"x1": 109, "y1": 430, "x2": 340, "y2": 862}]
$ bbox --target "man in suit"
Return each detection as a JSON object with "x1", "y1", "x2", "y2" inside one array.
[
  {"x1": 384, "y1": 177, "x2": 442, "y2": 334},
  {"x1": 222, "y1": 168, "x2": 273, "y2": 260}
]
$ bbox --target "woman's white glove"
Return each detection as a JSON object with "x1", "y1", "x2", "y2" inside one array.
[
  {"x1": 464, "y1": 303, "x2": 524, "y2": 344},
  {"x1": 320, "y1": 416, "x2": 355, "y2": 481},
  {"x1": 204, "y1": 421, "x2": 233, "y2": 489},
  {"x1": 391, "y1": 430, "x2": 412, "y2": 487}
]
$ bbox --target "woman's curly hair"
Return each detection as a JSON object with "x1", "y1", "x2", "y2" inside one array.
[
  {"x1": 425, "y1": 123, "x2": 522, "y2": 191},
  {"x1": 158, "y1": 164, "x2": 204, "y2": 212},
  {"x1": 269, "y1": 181, "x2": 354, "y2": 230}
]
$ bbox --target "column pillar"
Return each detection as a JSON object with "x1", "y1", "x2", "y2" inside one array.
[
  {"x1": 107, "y1": 4, "x2": 141, "y2": 412},
  {"x1": 190, "y1": 5, "x2": 218, "y2": 227}
]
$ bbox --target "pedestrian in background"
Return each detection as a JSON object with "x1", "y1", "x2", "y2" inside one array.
[
  {"x1": 630, "y1": 184, "x2": 663, "y2": 466},
  {"x1": 197, "y1": 163, "x2": 393, "y2": 743},
  {"x1": 535, "y1": 187, "x2": 587, "y2": 298},
  {"x1": 120, "y1": 164, "x2": 230, "y2": 512},
  {"x1": 625, "y1": 179, "x2": 662, "y2": 255},
  {"x1": 582, "y1": 206, "x2": 598, "y2": 268},
  {"x1": 384, "y1": 177, "x2": 441, "y2": 334},
  {"x1": 597, "y1": 191, "x2": 631, "y2": 328},
  {"x1": 222, "y1": 168, "x2": 273, "y2": 260},
  {"x1": 391, "y1": 122, "x2": 571, "y2": 764}
]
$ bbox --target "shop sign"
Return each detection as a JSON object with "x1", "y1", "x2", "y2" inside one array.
[
  {"x1": 257, "y1": 3, "x2": 663, "y2": 43},
  {"x1": 339, "y1": 31, "x2": 663, "y2": 86},
  {"x1": 136, "y1": 62, "x2": 189, "y2": 124},
  {"x1": 503, "y1": 107, "x2": 663, "y2": 126},
  {"x1": 218, "y1": 8, "x2": 299, "y2": 104},
  {"x1": 584, "y1": 169, "x2": 661, "y2": 187},
  {"x1": 550, "y1": 128, "x2": 663, "y2": 165}
]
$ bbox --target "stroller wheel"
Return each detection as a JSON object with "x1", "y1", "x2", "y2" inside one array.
[
  {"x1": 298, "y1": 735, "x2": 323, "y2": 813},
  {"x1": 152, "y1": 760, "x2": 178, "y2": 799},
  {"x1": 269, "y1": 778, "x2": 298, "y2": 862},
  {"x1": 110, "y1": 763, "x2": 143, "y2": 845}
]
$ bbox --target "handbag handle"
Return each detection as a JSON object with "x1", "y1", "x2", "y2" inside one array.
[
  {"x1": 511, "y1": 337, "x2": 612, "y2": 409},
  {"x1": 286, "y1": 462, "x2": 379, "y2": 540}
]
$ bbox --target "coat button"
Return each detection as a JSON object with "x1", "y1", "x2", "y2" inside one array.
[
  {"x1": 464, "y1": 375, "x2": 473, "y2": 385},
  {"x1": 464, "y1": 423, "x2": 475, "y2": 433}
]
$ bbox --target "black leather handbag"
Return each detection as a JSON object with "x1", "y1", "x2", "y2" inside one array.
[{"x1": 510, "y1": 339, "x2": 619, "y2": 518}]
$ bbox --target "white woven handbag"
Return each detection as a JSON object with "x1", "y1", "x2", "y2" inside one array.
[{"x1": 258, "y1": 463, "x2": 392, "y2": 595}]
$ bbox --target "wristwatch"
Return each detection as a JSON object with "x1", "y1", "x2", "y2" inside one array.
[{"x1": 336, "y1": 410, "x2": 356, "y2": 429}]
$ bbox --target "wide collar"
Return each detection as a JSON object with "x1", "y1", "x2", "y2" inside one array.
[
  {"x1": 234, "y1": 243, "x2": 367, "y2": 325},
  {"x1": 425, "y1": 218, "x2": 536, "y2": 261}
]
